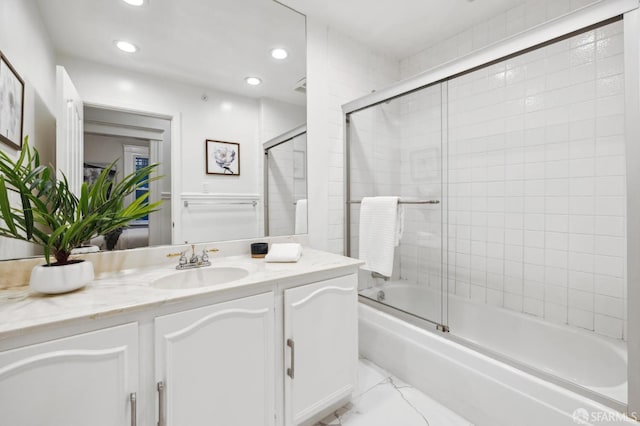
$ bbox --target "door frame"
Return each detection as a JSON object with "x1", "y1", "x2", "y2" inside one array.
[{"x1": 82, "y1": 100, "x2": 182, "y2": 245}]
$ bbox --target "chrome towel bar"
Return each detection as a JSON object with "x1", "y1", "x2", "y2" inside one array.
[{"x1": 349, "y1": 199, "x2": 439, "y2": 205}]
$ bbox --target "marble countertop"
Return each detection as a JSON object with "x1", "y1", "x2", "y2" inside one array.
[{"x1": 0, "y1": 248, "x2": 363, "y2": 340}]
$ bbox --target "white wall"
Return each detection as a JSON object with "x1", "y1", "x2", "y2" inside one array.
[
  {"x1": 306, "y1": 19, "x2": 399, "y2": 253},
  {"x1": 0, "y1": 0, "x2": 56, "y2": 259},
  {"x1": 259, "y1": 98, "x2": 306, "y2": 143},
  {"x1": 84, "y1": 134, "x2": 148, "y2": 183}
]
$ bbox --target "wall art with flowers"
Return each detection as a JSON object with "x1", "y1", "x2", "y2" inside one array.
[
  {"x1": 0, "y1": 51, "x2": 24, "y2": 150},
  {"x1": 206, "y1": 139, "x2": 240, "y2": 175}
]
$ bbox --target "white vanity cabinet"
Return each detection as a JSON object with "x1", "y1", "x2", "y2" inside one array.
[
  {"x1": 284, "y1": 274, "x2": 358, "y2": 426},
  {"x1": 0, "y1": 323, "x2": 139, "y2": 426},
  {"x1": 154, "y1": 291, "x2": 275, "y2": 426},
  {"x1": 0, "y1": 254, "x2": 361, "y2": 426}
]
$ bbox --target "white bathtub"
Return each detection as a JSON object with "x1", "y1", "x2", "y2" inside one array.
[{"x1": 359, "y1": 283, "x2": 633, "y2": 426}]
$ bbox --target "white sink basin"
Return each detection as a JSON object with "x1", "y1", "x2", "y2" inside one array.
[{"x1": 150, "y1": 266, "x2": 250, "y2": 290}]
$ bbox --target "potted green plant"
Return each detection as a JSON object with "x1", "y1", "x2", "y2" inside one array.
[{"x1": 0, "y1": 137, "x2": 161, "y2": 294}]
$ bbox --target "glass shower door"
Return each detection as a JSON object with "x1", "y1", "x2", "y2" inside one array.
[
  {"x1": 347, "y1": 83, "x2": 447, "y2": 329},
  {"x1": 264, "y1": 130, "x2": 308, "y2": 236}
]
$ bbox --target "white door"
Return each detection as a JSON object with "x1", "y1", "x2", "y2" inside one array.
[
  {"x1": 284, "y1": 275, "x2": 358, "y2": 426},
  {"x1": 56, "y1": 66, "x2": 84, "y2": 196},
  {"x1": 155, "y1": 292, "x2": 275, "y2": 426},
  {"x1": 0, "y1": 323, "x2": 139, "y2": 426}
]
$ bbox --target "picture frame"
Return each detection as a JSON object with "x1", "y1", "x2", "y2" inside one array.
[
  {"x1": 0, "y1": 51, "x2": 24, "y2": 150},
  {"x1": 206, "y1": 139, "x2": 240, "y2": 175},
  {"x1": 83, "y1": 162, "x2": 117, "y2": 197},
  {"x1": 293, "y1": 150, "x2": 306, "y2": 179},
  {"x1": 84, "y1": 162, "x2": 117, "y2": 185}
]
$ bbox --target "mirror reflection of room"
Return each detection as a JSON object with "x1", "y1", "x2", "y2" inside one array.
[
  {"x1": 0, "y1": 0, "x2": 307, "y2": 260},
  {"x1": 264, "y1": 125, "x2": 307, "y2": 237}
]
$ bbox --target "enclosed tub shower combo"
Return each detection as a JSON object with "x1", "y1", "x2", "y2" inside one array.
[{"x1": 344, "y1": 1, "x2": 640, "y2": 424}]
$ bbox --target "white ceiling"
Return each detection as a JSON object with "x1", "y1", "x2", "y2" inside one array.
[
  {"x1": 279, "y1": 0, "x2": 523, "y2": 59},
  {"x1": 35, "y1": 0, "x2": 307, "y2": 104}
]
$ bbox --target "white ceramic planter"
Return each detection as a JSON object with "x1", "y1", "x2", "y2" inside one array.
[{"x1": 30, "y1": 260, "x2": 94, "y2": 294}]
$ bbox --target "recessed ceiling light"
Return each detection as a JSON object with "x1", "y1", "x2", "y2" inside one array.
[
  {"x1": 115, "y1": 40, "x2": 138, "y2": 53},
  {"x1": 122, "y1": 0, "x2": 145, "y2": 5},
  {"x1": 271, "y1": 48, "x2": 288, "y2": 60},
  {"x1": 245, "y1": 77, "x2": 262, "y2": 86}
]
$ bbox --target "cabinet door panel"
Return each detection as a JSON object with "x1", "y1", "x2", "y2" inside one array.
[
  {"x1": 0, "y1": 323, "x2": 138, "y2": 426},
  {"x1": 284, "y1": 274, "x2": 357, "y2": 426},
  {"x1": 155, "y1": 292, "x2": 274, "y2": 426}
]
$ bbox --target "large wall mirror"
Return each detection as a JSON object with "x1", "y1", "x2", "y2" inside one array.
[{"x1": 0, "y1": 0, "x2": 306, "y2": 260}]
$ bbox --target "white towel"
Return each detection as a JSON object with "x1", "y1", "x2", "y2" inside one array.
[
  {"x1": 358, "y1": 196, "x2": 403, "y2": 277},
  {"x1": 265, "y1": 243, "x2": 303, "y2": 263},
  {"x1": 294, "y1": 199, "x2": 308, "y2": 234}
]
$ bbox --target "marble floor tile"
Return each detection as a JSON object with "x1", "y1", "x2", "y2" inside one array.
[
  {"x1": 315, "y1": 358, "x2": 473, "y2": 426},
  {"x1": 354, "y1": 358, "x2": 388, "y2": 398}
]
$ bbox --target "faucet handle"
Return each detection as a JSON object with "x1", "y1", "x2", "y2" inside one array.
[
  {"x1": 201, "y1": 248, "x2": 218, "y2": 263},
  {"x1": 166, "y1": 249, "x2": 186, "y2": 258},
  {"x1": 189, "y1": 244, "x2": 199, "y2": 263}
]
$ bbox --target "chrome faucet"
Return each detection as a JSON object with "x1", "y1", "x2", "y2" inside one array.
[{"x1": 167, "y1": 245, "x2": 219, "y2": 270}]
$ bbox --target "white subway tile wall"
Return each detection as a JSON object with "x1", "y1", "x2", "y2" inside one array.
[
  {"x1": 327, "y1": 0, "x2": 626, "y2": 339},
  {"x1": 444, "y1": 19, "x2": 626, "y2": 340},
  {"x1": 332, "y1": 0, "x2": 601, "y2": 256}
]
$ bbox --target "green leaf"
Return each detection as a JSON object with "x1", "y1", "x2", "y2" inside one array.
[
  {"x1": 20, "y1": 192, "x2": 33, "y2": 240},
  {"x1": 0, "y1": 136, "x2": 163, "y2": 263},
  {"x1": 0, "y1": 178, "x2": 17, "y2": 236}
]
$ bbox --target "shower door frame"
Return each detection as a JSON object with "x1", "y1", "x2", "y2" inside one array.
[
  {"x1": 343, "y1": 0, "x2": 640, "y2": 414},
  {"x1": 263, "y1": 124, "x2": 307, "y2": 236}
]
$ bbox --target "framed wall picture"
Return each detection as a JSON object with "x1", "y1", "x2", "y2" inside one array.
[
  {"x1": 206, "y1": 139, "x2": 240, "y2": 175},
  {"x1": 0, "y1": 51, "x2": 24, "y2": 150}
]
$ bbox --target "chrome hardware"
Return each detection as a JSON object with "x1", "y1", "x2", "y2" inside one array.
[
  {"x1": 172, "y1": 246, "x2": 218, "y2": 270},
  {"x1": 157, "y1": 381, "x2": 166, "y2": 426},
  {"x1": 437, "y1": 324, "x2": 450, "y2": 333},
  {"x1": 349, "y1": 198, "x2": 440, "y2": 205},
  {"x1": 372, "y1": 272, "x2": 390, "y2": 281},
  {"x1": 184, "y1": 200, "x2": 257, "y2": 208},
  {"x1": 287, "y1": 338, "x2": 295, "y2": 379},
  {"x1": 130, "y1": 393, "x2": 137, "y2": 426},
  {"x1": 376, "y1": 290, "x2": 386, "y2": 302},
  {"x1": 189, "y1": 244, "x2": 199, "y2": 264}
]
